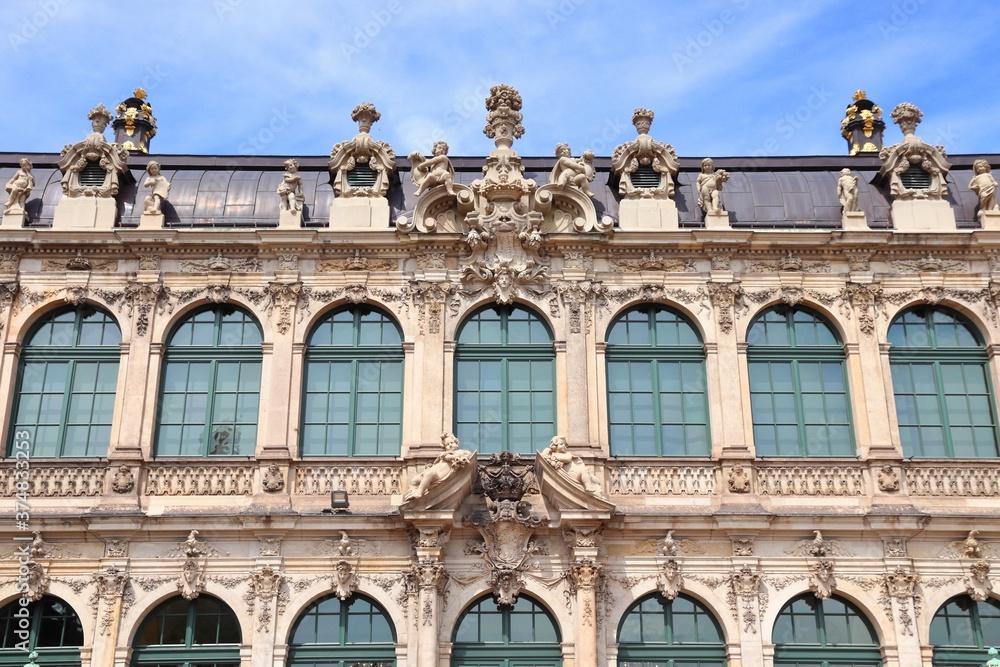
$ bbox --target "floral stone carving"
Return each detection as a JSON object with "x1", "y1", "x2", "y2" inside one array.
[
  {"x1": 611, "y1": 108, "x2": 679, "y2": 199},
  {"x1": 328, "y1": 103, "x2": 396, "y2": 198},
  {"x1": 877, "y1": 102, "x2": 950, "y2": 201},
  {"x1": 57, "y1": 104, "x2": 129, "y2": 198}
]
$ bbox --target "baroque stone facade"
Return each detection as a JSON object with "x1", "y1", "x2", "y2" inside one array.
[{"x1": 2, "y1": 87, "x2": 1000, "y2": 667}]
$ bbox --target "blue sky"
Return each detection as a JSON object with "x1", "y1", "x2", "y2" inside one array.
[{"x1": 2, "y1": 0, "x2": 998, "y2": 158}]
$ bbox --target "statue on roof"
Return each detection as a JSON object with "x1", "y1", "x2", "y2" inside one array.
[
  {"x1": 4, "y1": 158, "x2": 34, "y2": 216},
  {"x1": 970, "y1": 159, "x2": 998, "y2": 218},
  {"x1": 143, "y1": 161, "x2": 171, "y2": 215},
  {"x1": 837, "y1": 168, "x2": 859, "y2": 213},
  {"x1": 549, "y1": 143, "x2": 597, "y2": 198},
  {"x1": 277, "y1": 158, "x2": 304, "y2": 213},
  {"x1": 697, "y1": 158, "x2": 729, "y2": 215},
  {"x1": 409, "y1": 141, "x2": 456, "y2": 196}
]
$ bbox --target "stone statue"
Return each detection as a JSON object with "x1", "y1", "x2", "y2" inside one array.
[
  {"x1": 540, "y1": 435, "x2": 606, "y2": 498},
  {"x1": 697, "y1": 158, "x2": 729, "y2": 215},
  {"x1": 4, "y1": 158, "x2": 34, "y2": 215},
  {"x1": 403, "y1": 432, "x2": 473, "y2": 501},
  {"x1": 409, "y1": 141, "x2": 456, "y2": 196},
  {"x1": 549, "y1": 143, "x2": 596, "y2": 197},
  {"x1": 970, "y1": 159, "x2": 998, "y2": 216},
  {"x1": 277, "y1": 158, "x2": 304, "y2": 213},
  {"x1": 142, "y1": 161, "x2": 171, "y2": 214},
  {"x1": 837, "y1": 168, "x2": 859, "y2": 212}
]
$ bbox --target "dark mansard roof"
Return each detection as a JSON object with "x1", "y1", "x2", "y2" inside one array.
[{"x1": 0, "y1": 152, "x2": 992, "y2": 230}]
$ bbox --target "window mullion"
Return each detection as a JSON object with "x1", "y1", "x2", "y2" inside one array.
[
  {"x1": 57, "y1": 360, "x2": 77, "y2": 457},
  {"x1": 932, "y1": 361, "x2": 954, "y2": 457},
  {"x1": 816, "y1": 601, "x2": 826, "y2": 647},
  {"x1": 501, "y1": 359, "x2": 509, "y2": 451},
  {"x1": 348, "y1": 359, "x2": 359, "y2": 456},
  {"x1": 651, "y1": 359, "x2": 663, "y2": 456},
  {"x1": 790, "y1": 360, "x2": 808, "y2": 455},
  {"x1": 204, "y1": 361, "x2": 219, "y2": 455}
]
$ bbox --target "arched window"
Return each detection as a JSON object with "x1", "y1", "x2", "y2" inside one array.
[
  {"x1": 747, "y1": 307, "x2": 854, "y2": 456},
  {"x1": 0, "y1": 596, "x2": 83, "y2": 667},
  {"x1": 288, "y1": 594, "x2": 396, "y2": 667},
  {"x1": 455, "y1": 306, "x2": 554, "y2": 454},
  {"x1": 888, "y1": 307, "x2": 999, "y2": 458},
  {"x1": 772, "y1": 595, "x2": 881, "y2": 666},
  {"x1": 617, "y1": 593, "x2": 726, "y2": 666},
  {"x1": 452, "y1": 595, "x2": 561, "y2": 667},
  {"x1": 930, "y1": 595, "x2": 1000, "y2": 665},
  {"x1": 131, "y1": 596, "x2": 241, "y2": 667},
  {"x1": 156, "y1": 306, "x2": 262, "y2": 456},
  {"x1": 8, "y1": 306, "x2": 121, "y2": 457},
  {"x1": 302, "y1": 307, "x2": 403, "y2": 456},
  {"x1": 606, "y1": 306, "x2": 709, "y2": 456}
]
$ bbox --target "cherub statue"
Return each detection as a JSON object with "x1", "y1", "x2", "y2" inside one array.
[
  {"x1": 549, "y1": 143, "x2": 597, "y2": 197},
  {"x1": 403, "y1": 432, "x2": 473, "y2": 501},
  {"x1": 4, "y1": 158, "x2": 34, "y2": 215},
  {"x1": 837, "y1": 168, "x2": 859, "y2": 213},
  {"x1": 970, "y1": 159, "x2": 998, "y2": 215},
  {"x1": 409, "y1": 141, "x2": 455, "y2": 196},
  {"x1": 541, "y1": 435, "x2": 607, "y2": 498},
  {"x1": 142, "y1": 161, "x2": 171, "y2": 214},
  {"x1": 277, "y1": 158, "x2": 304, "y2": 213},
  {"x1": 696, "y1": 158, "x2": 729, "y2": 215}
]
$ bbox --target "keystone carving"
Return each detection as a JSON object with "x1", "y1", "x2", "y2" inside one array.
[
  {"x1": 332, "y1": 560, "x2": 357, "y2": 600},
  {"x1": 658, "y1": 559, "x2": 683, "y2": 600},
  {"x1": 809, "y1": 559, "x2": 837, "y2": 600},
  {"x1": 964, "y1": 560, "x2": 993, "y2": 602}
]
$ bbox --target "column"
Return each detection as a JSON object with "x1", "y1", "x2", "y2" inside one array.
[
  {"x1": 411, "y1": 560, "x2": 445, "y2": 667},
  {"x1": 569, "y1": 560, "x2": 601, "y2": 667}
]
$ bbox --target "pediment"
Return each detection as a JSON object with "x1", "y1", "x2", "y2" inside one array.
[
  {"x1": 398, "y1": 451, "x2": 478, "y2": 513},
  {"x1": 535, "y1": 452, "x2": 616, "y2": 513}
]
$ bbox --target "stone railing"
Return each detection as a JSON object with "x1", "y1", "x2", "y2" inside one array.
[
  {"x1": 607, "y1": 462, "x2": 717, "y2": 495},
  {"x1": 294, "y1": 464, "x2": 403, "y2": 495},
  {"x1": 0, "y1": 462, "x2": 104, "y2": 497},
  {"x1": 903, "y1": 463, "x2": 1000, "y2": 497},
  {"x1": 754, "y1": 463, "x2": 866, "y2": 496},
  {"x1": 144, "y1": 463, "x2": 256, "y2": 496}
]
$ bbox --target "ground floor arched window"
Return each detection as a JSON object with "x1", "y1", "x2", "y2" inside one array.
[
  {"x1": 452, "y1": 595, "x2": 561, "y2": 667},
  {"x1": 772, "y1": 595, "x2": 881, "y2": 666},
  {"x1": 0, "y1": 596, "x2": 83, "y2": 667},
  {"x1": 617, "y1": 593, "x2": 727, "y2": 666},
  {"x1": 288, "y1": 593, "x2": 396, "y2": 667},
  {"x1": 930, "y1": 595, "x2": 1000, "y2": 665},
  {"x1": 131, "y1": 596, "x2": 241, "y2": 667}
]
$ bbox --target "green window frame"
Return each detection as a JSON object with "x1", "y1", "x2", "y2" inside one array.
[
  {"x1": 131, "y1": 596, "x2": 241, "y2": 667},
  {"x1": 452, "y1": 594, "x2": 562, "y2": 667},
  {"x1": 772, "y1": 595, "x2": 881, "y2": 667},
  {"x1": 617, "y1": 593, "x2": 727, "y2": 666},
  {"x1": 156, "y1": 306, "x2": 262, "y2": 457},
  {"x1": 888, "y1": 307, "x2": 1000, "y2": 458},
  {"x1": 930, "y1": 595, "x2": 1000, "y2": 665},
  {"x1": 0, "y1": 596, "x2": 83, "y2": 667},
  {"x1": 288, "y1": 594, "x2": 397, "y2": 667},
  {"x1": 455, "y1": 306, "x2": 555, "y2": 454},
  {"x1": 302, "y1": 307, "x2": 404, "y2": 457},
  {"x1": 747, "y1": 306, "x2": 855, "y2": 457},
  {"x1": 606, "y1": 306, "x2": 710, "y2": 456},
  {"x1": 8, "y1": 305, "x2": 121, "y2": 457}
]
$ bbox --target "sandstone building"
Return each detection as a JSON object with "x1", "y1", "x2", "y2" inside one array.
[{"x1": 1, "y1": 87, "x2": 999, "y2": 667}]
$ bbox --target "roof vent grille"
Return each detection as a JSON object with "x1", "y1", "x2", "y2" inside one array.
[
  {"x1": 347, "y1": 163, "x2": 379, "y2": 188},
  {"x1": 900, "y1": 165, "x2": 932, "y2": 190},
  {"x1": 78, "y1": 161, "x2": 106, "y2": 187},
  {"x1": 631, "y1": 164, "x2": 660, "y2": 189}
]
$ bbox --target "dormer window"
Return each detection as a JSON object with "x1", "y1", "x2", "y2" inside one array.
[
  {"x1": 630, "y1": 163, "x2": 660, "y2": 189},
  {"x1": 899, "y1": 165, "x2": 932, "y2": 190},
  {"x1": 78, "y1": 160, "x2": 105, "y2": 187},
  {"x1": 346, "y1": 162, "x2": 378, "y2": 188}
]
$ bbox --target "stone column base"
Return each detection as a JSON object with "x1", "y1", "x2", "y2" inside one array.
[
  {"x1": 704, "y1": 211, "x2": 731, "y2": 229},
  {"x1": 979, "y1": 209, "x2": 1000, "y2": 230},
  {"x1": 330, "y1": 197, "x2": 390, "y2": 229},
  {"x1": 52, "y1": 196, "x2": 117, "y2": 230},
  {"x1": 1, "y1": 210, "x2": 26, "y2": 228},
  {"x1": 890, "y1": 199, "x2": 956, "y2": 232},
  {"x1": 617, "y1": 198, "x2": 679, "y2": 230},
  {"x1": 841, "y1": 210, "x2": 869, "y2": 231},
  {"x1": 278, "y1": 209, "x2": 302, "y2": 229},
  {"x1": 138, "y1": 212, "x2": 164, "y2": 230}
]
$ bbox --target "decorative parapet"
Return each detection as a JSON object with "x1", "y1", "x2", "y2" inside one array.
[
  {"x1": 144, "y1": 463, "x2": 255, "y2": 496},
  {"x1": 904, "y1": 463, "x2": 1000, "y2": 496},
  {"x1": 755, "y1": 463, "x2": 866, "y2": 496},
  {"x1": 0, "y1": 463, "x2": 104, "y2": 497},
  {"x1": 606, "y1": 463, "x2": 716, "y2": 496},
  {"x1": 294, "y1": 462, "x2": 404, "y2": 495}
]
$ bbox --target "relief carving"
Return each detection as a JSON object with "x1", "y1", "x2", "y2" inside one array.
[
  {"x1": 329, "y1": 103, "x2": 396, "y2": 198},
  {"x1": 964, "y1": 560, "x2": 993, "y2": 602},
  {"x1": 403, "y1": 432, "x2": 473, "y2": 502},
  {"x1": 57, "y1": 104, "x2": 128, "y2": 198},
  {"x1": 611, "y1": 108, "x2": 678, "y2": 199},
  {"x1": 657, "y1": 559, "x2": 683, "y2": 600},
  {"x1": 878, "y1": 103, "x2": 950, "y2": 201},
  {"x1": 809, "y1": 559, "x2": 837, "y2": 600}
]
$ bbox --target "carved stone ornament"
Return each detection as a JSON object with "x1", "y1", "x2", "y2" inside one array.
[
  {"x1": 658, "y1": 559, "x2": 683, "y2": 600},
  {"x1": 92, "y1": 566, "x2": 132, "y2": 635},
  {"x1": 178, "y1": 558, "x2": 205, "y2": 600},
  {"x1": 970, "y1": 159, "x2": 999, "y2": 218},
  {"x1": 409, "y1": 140, "x2": 456, "y2": 197},
  {"x1": 403, "y1": 432, "x2": 474, "y2": 502},
  {"x1": 732, "y1": 538, "x2": 754, "y2": 557},
  {"x1": 137, "y1": 254, "x2": 160, "y2": 271},
  {"x1": 809, "y1": 559, "x2": 837, "y2": 600},
  {"x1": 788, "y1": 531, "x2": 854, "y2": 558},
  {"x1": 837, "y1": 168, "x2": 860, "y2": 213},
  {"x1": 876, "y1": 465, "x2": 899, "y2": 492},
  {"x1": 610, "y1": 251, "x2": 696, "y2": 273},
  {"x1": 105, "y1": 540, "x2": 128, "y2": 558},
  {"x1": 142, "y1": 161, "x2": 171, "y2": 214},
  {"x1": 610, "y1": 108, "x2": 679, "y2": 199},
  {"x1": 245, "y1": 565, "x2": 286, "y2": 631},
  {"x1": 96, "y1": 280, "x2": 172, "y2": 337},
  {"x1": 157, "y1": 530, "x2": 229, "y2": 559},
  {"x1": 332, "y1": 560, "x2": 358, "y2": 600},
  {"x1": 877, "y1": 102, "x2": 951, "y2": 201},
  {"x1": 729, "y1": 565, "x2": 767, "y2": 634},
  {"x1": 697, "y1": 158, "x2": 729, "y2": 215},
  {"x1": 180, "y1": 251, "x2": 262, "y2": 273},
  {"x1": 4, "y1": 157, "x2": 34, "y2": 216},
  {"x1": 964, "y1": 560, "x2": 993, "y2": 602},
  {"x1": 466, "y1": 451, "x2": 546, "y2": 605},
  {"x1": 111, "y1": 464, "x2": 135, "y2": 493},
  {"x1": 879, "y1": 565, "x2": 920, "y2": 636},
  {"x1": 890, "y1": 253, "x2": 966, "y2": 274},
  {"x1": 727, "y1": 465, "x2": 750, "y2": 493},
  {"x1": 317, "y1": 250, "x2": 394, "y2": 272},
  {"x1": 539, "y1": 436, "x2": 608, "y2": 500},
  {"x1": 328, "y1": 103, "x2": 396, "y2": 198},
  {"x1": 549, "y1": 143, "x2": 597, "y2": 197},
  {"x1": 266, "y1": 282, "x2": 306, "y2": 335},
  {"x1": 843, "y1": 282, "x2": 882, "y2": 337},
  {"x1": 410, "y1": 280, "x2": 458, "y2": 335},
  {"x1": 707, "y1": 282, "x2": 743, "y2": 334},
  {"x1": 57, "y1": 104, "x2": 129, "y2": 197},
  {"x1": 262, "y1": 464, "x2": 285, "y2": 492},
  {"x1": 277, "y1": 159, "x2": 304, "y2": 213},
  {"x1": 258, "y1": 538, "x2": 281, "y2": 557},
  {"x1": 748, "y1": 251, "x2": 830, "y2": 274},
  {"x1": 551, "y1": 280, "x2": 607, "y2": 335},
  {"x1": 23, "y1": 561, "x2": 49, "y2": 601}
]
